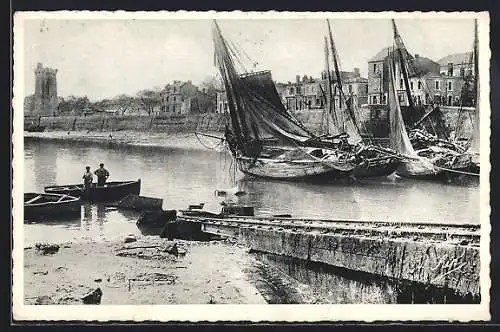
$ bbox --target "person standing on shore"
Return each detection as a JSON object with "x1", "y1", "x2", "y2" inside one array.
[
  {"x1": 94, "y1": 163, "x2": 110, "y2": 186},
  {"x1": 82, "y1": 166, "x2": 94, "y2": 193}
]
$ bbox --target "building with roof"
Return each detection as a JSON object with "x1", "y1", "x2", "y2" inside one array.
[
  {"x1": 367, "y1": 47, "x2": 471, "y2": 108},
  {"x1": 277, "y1": 69, "x2": 368, "y2": 111},
  {"x1": 437, "y1": 52, "x2": 474, "y2": 78},
  {"x1": 160, "y1": 80, "x2": 215, "y2": 114}
]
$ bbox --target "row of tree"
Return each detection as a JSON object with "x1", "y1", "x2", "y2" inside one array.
[{"x1": 25, "y1": 76, "x2": 222, "y2": 117}]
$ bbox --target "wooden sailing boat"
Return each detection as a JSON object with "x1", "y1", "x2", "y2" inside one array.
[
  {"x1": 315, "y1": 20, "x2": 402, "y2": 178},
  {"x1": 388, "y1": 20, "x2": 472, "y2": 180},
  {"x1": 212, "y1": 20, "x2": 356, "y2": 180}
]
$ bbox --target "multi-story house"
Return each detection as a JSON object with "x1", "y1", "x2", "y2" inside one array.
[
  {"x1": 367, "y1": 47, "x2": 471, "y2": 108},
  {"x1": 160, "y1": 80, "x2": 201, "y2": 114}
]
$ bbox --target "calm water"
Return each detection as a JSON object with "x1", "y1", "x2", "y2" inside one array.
[{"x1": 22, "y1": 139, "x2": 480, "y2": 245}]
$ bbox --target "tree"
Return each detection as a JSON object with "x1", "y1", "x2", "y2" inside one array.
[
  {"x1": 24, "y1": 95, "x2": 35, "y2": 113},
  {"x1": 112, "y1": 94, "x2": 135, "y2": 115},
  {"x1": 137, "y1": 89, "x2": 161, "y2": 116},
  {"x1": 58, "y1": 95, "x2": 90, "y2": 114}
]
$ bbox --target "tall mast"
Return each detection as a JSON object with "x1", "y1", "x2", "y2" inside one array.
[
  {"x1": 473, "y1": 18, "x2": 479, "y2": 106},
  {"x1": 469, "y1": 18, "x2": 480, "y2": 153},
  {"x1": 324, "y1": 36, "x2": 338, "y2": 133},
  {"x1": 327, "y1": 20, "x2": 345, "y2": 132},
  {"x1": 391, "y1": 19, "x2": 415, "y2": 113},
  {"x1": 212, "y1": 20, "x2": 249, "y2": 152}
]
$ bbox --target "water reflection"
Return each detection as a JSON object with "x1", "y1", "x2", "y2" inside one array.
[
  {"x1": 96, "y1": 204, "x2": 106, "y2": 228},
  {"x1": 82, "y1": 203, "x2": 92, "y2": 230}
]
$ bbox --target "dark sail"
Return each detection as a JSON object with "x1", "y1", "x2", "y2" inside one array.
[{"x1": 212, "y1": 20, "x2": 315, "y2": 159}]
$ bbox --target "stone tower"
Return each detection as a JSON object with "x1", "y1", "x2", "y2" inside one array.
[{"x1": 33, "y1": 63, "x2": 58, "y2": 115}]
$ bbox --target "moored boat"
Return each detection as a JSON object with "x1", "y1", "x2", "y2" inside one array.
[
  {"x1": 44, "y1": 179, "x2": 141, "y2": 202},
  {"x1": 212, "y1": 20, "x2": 357, "y2": 181},
  {"x1": 387, "y1": 20, "x2": 473, "y2": 180},
  {"x1": 24, "y1": 193, "x2": 81, "y2": 220},
  {"x1": 304, "y1": 20, "x2": 402, "y2": 179}
]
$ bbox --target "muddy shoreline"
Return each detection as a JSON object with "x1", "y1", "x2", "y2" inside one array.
[
  {"x1": 24, "y1": 235, "x2": 269, "y2": 305},
  {"x1": 24, "y1": 130, "x2": 223, "y2": 151}
]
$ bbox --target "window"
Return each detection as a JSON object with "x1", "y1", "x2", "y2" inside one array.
[
  {"x1": 373, "y1": 63, "x2": 377, "y2": 73},
  {"x1": 373, "y1": 96, "x2": 378, "y2": 104},
  {"x1": 447, "y1": 63, "x2": 454, "y2": 76},
  {"x1": 348, "y1": 85, "x2": 353, "y2": 93},
  {"x1": 382, "y1": 95, "x2": 387, "y2": 104},
  {"x1": 290, "y1": 87, "x2": 294, "y2": 94},
  {"x1": 410, "y1": 82, "x2": 414, "y2": 90},
  {"x1": 400, "y1": 79, "x2": 403, "y2": 89},
  {"x1": 435, "y1": 80, "x2": 440, "y2": 90},
  {"x1": 418, "y1": 81, "x2": 422, "y2": 90},
  {"x1": 296, "y1": 86, "x2": 302, "y2": 94},
  {"x1": 173, "y1": 96, "x2": 176, "y2": 102},
  {"x1": 447, "y1": 81, "x2": 453, "y2": 91}
]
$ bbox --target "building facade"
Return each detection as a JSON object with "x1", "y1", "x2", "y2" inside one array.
[
  {"x1": 278, "y1": 69, "x2": 368, "y2": 111},
  {"x1": 160, "y1": 80, "x2": 198, "y2": 114},
  {"x1": 367, "y1": 47, "x2": 472, "y2": 108}
]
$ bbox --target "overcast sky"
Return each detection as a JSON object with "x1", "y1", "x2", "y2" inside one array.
[{"x1": 21, "y1": 15, "x2": 478, "y2": 101}]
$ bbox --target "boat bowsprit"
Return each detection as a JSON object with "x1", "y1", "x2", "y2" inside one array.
[
  {"x1": 44, "y1": 179, "x2": 141, "y2": 202},
  {"x1": 24, "y1": 193, "x2": 81, "y2": 220}
]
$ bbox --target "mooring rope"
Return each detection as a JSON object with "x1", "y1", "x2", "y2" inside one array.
[
  {"x1": 434, "y1": 165, "x2": 479, "y2": 177},
  {"x1": 194, "y1": 132, "x2": 225, "y2": 152}
]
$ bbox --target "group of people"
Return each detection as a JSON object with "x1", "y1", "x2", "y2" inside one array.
[{"x1": 82, "y1": 163, "x2": 110, "y2": 189}]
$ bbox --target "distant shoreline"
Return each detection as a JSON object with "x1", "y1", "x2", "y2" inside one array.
[{"x1": 23, "y1": 130, "x2": 226, "y2": 152}]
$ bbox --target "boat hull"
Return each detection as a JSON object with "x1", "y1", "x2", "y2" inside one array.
[
  {"x1": 236, "y1": 156, "x2": 354, "y2": 180},
  {"x1": 352, "y1": 157, "x2": 400, "y2": 178},
  {"x1": 395, "y1": 158, "x2": 470, "y2": 180},
  {"x1": 24, "y1": 193, "x2": 81, "y2": 220},
  {"x1": 44, "y1": 180, "x2": 141, "y2": 202}
]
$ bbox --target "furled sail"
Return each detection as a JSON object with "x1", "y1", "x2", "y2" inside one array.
[
  {"x1": 388, "y1": 51, "x2": 416, "y2": 157},
  {"x1": 212, "y1": 20, "x2": 315, "y2": 158},
  {"x1": 325, "y1": 20, "x2": 363, "y2": 145}
]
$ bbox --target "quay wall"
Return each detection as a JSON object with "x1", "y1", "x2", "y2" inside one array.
[
  {"x1": 238, "y1": 227, "x2": 480, "y2": 298},
  {"x1": 24, "y1": 106, "x2": 471, "y2": 138}
]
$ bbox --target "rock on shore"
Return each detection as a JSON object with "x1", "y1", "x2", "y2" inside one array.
[{"x1": 24, "y1": 235, "x2": 266, "y2": 305}]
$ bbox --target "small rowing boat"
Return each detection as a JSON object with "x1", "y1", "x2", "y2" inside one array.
[
  {"x1": 24, "y1": 193, "x2": 81, "y2": 220},
  {"x1": 44, "y1": 179, "x2": 141, "y2": 202}
]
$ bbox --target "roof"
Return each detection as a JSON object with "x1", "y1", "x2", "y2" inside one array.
[
  {"x1": 436, "y1": 52, "x2": 473, "y2": 66},
  {"x1": 408, "y1": 56, "x2": 440, "y2": 77},
  {"x1": 368, "y1": 46, "x2": 393, "y2": 62}
]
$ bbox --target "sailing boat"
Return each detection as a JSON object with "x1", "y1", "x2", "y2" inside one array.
[
  {"x1": 388, "y1": 20, "x2": 472, "y2": 179},
  {"x1": 212, "y1": 20, "x2": 356, "y2": 180},
  {"x1": 313, "y1": 20, "x2": 402, "y2": 178}
]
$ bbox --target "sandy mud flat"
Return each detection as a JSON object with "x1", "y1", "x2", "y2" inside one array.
[
  {"x1": 24, "y1": 235, "x2": 267, "y2": 305},
  {"x1": 24, "y1": 131, "x2": 224, "y2": 151}
]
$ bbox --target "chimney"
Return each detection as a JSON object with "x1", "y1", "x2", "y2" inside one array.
[
  {"x1": 296, "y1": 75, "x2": 300, "y2": 84},
  {"x1": 353, "y1": 68, "x2": 360, "y2": 77}
]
